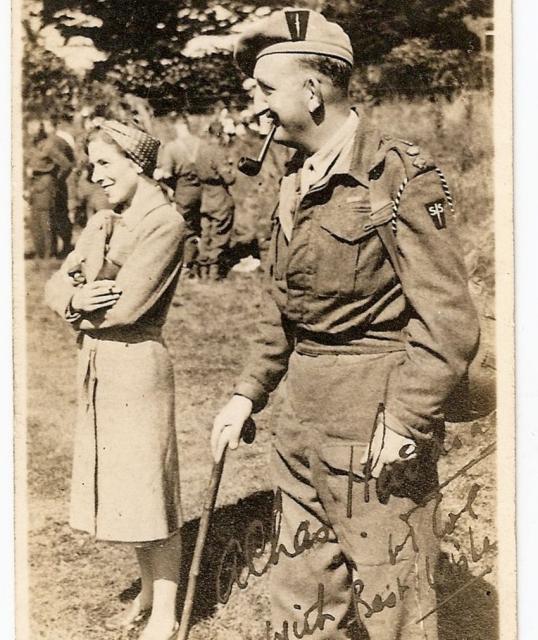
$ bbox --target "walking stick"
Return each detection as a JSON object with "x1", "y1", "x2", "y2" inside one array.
[{"x1": 177, "y1": 418, "x2": 256, "y2": 640}]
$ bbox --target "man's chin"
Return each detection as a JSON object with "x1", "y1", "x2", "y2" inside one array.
[{"x1": 273, "y1": 128, "x2": 300, "y2": 149}]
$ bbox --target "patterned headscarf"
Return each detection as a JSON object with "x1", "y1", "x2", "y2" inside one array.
[{"x1": 98, "y1": 120, "x2": 160, "y2": 177}]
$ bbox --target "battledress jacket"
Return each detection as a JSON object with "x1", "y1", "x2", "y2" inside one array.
[
  {"x1": 45, "y1": 182, "x2": 185, "y2": 542},
  {"x1": 235, "y1": 116, "x2": 480, "y2": 443}
]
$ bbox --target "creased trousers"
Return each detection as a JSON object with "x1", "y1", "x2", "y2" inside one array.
[{"x1": 268, "y1": 350, "x2": 441, "y2": 640}]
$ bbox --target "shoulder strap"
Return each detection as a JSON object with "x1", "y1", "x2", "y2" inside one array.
[
  {"x1": 367, "y1": 135, "x2": 441, "y2": 282},
  {"x1": 367, "y1": 136, "x2": 456, "y2": 283},
  {"x1": 367, "y1": 141, "x2": 407, "y2": 282}
]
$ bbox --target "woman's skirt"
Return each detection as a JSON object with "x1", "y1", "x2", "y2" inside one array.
[{"x1": 69, "y1": 333, "x2": 182, "y2": 542}]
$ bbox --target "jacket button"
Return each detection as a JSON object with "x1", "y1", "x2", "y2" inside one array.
[{"x1": 406, "y1": 145, "x2": 420, "y2": 156}]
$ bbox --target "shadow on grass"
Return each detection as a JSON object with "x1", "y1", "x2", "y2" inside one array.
[
  {"x1": 119, "y1": 490, "x2": 274, "y2": 624},
  {"x1": 118, "y1": 498, "x2": 498, "y2": 640},
  {"x1": 436, "y1": 552, "x2": 498, "y2": 640}
]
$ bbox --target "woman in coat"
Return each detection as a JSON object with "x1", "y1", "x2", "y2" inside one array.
[{"x1": 45, "y1": 120, "x2": 185, "y2": 640}]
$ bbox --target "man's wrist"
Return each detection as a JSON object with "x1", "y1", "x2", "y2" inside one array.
[
  {"x1": 232, "y1": 393, "x2": 254, "y2": 415},
  {"x1": 234, "y1": 380, "x2": 268, "y2": 413},
  {"x1": 382, "y1": 407, "x2": 431, "y2": 442}
]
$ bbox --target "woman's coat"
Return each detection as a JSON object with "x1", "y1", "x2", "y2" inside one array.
[{"x1": 45, "y1": 181, "x2": 185, "y2": 542}]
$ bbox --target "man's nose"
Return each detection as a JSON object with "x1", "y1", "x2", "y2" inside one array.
[{"x1": 253, "y1": 87, "x2": 269, "y2": 116}]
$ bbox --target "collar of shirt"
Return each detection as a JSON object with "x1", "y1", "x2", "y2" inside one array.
[
  {"x1": 120, "y1": 179, "x2": 170, "y2": 231},
  {"x1": 299, "y1": 110, "x2": 360, "y2": 198},
  {"x1": 278, "y1": 110, "x2": 359, "y2": 241}
]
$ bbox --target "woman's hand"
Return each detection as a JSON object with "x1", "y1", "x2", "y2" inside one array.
[{"x1": 70, "y1": 280, "x2": 122, "y2": 313}]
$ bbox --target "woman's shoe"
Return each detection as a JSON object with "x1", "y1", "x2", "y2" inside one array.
[{"x1": 103, "y1": 596, "x2": 152, "y2": 631}]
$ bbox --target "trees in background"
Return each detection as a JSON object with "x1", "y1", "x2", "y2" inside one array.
[{"x1": 26, "y1": 0, "x2": 493, "y2": 118}]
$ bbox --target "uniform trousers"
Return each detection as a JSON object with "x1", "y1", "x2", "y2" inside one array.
[
  {"x1": 174, "y1": 184, "x2": 202, "y2": 268},
  {"x1": 268, "y1": 350, "x2": 441, "y2": 640},
  {"x1": 198, "y1": 206, "x2": 234, "y2": 267},
  {"x1": 29, "y1": 173, "x2": 56, "y2": 258},
  {"x1": 51, "y1": 180, "x2": 72, "y2": 256}
]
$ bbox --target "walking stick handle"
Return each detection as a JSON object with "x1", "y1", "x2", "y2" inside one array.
[{"x1": 177, "y1": 417, "x2": 256, "y2": 640}]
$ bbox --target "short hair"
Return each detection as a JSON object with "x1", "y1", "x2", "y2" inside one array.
[{"x1": 296, "y1": 54, "x2": 352, "y2": 96}]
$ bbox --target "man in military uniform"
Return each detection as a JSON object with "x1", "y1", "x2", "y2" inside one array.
[
  {"x1": 43, "y1": 119, "x2": 76, "y2": 256},
  {"x1": 27, "y1": 123, "x2": 74, "y2": 259},
  {"x1": 157, "y1": 118, "x2": 203, "y2": 275},
  {"x1": 211, "y1": 10, "x2": 479, "y2": 640},
  {"x1": 196, "y1": 127, "x2": 236, "y2": 281}
]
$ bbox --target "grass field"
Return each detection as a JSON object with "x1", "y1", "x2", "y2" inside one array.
[{"x1": 23, "y1": 92, "x2": 498, "y2": 640}]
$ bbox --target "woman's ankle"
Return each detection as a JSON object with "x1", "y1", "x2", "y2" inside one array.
[{"x1": 135, "y1": 591, "x2": 153, "y2": 612}]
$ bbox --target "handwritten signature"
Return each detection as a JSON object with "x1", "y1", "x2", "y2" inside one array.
[
  {"x1": 216, "y1": 487, "x2": 330, "y2": 604},
  {"x1": 265, "y1": 584, "x2": 335, "y2": 640},
  {"x1": 216, "y1": 433, "x2": 497, "y2": 630}
]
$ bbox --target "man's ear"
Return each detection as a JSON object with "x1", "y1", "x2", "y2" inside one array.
[{"x1": 305, "y1": 77, "x2": 324, "y2": 122}]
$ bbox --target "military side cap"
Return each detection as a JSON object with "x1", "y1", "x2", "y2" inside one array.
[{"x1": 234, "y1": 9, "x2": 353, "y2": 76}]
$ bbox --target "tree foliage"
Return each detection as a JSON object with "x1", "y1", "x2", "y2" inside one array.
[
  {"x1": 325, "y1": 0, "x2": 492, "y2": 99},
  {"x1": 32, "y1": 0, "x2": 494, "y2": 115},
  {"x1": 21, "y1": 14, "x2": 78, "y2": 119}
]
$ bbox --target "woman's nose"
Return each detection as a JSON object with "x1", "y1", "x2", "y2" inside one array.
[{"x1": 90, "y1": 166, "x2": 101, "y2": 184}]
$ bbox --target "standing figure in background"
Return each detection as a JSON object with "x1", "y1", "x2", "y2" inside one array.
[
  {"x1": 46, "y1": 118, "x2": 76, "y2": 256},
  {"x1": 26, "y1": 123, "x2": 73, "y2": 259},
  {"x1": 157, "y1": 118, "x2": 203, "y2": 277},
  {"x1": 196, "y1": 123, "x2": 236, "y2": 281}
]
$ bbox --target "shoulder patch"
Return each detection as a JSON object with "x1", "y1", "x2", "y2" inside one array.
[{"x1": 424, "y1": 199, "x2": 447, "y2": 229}]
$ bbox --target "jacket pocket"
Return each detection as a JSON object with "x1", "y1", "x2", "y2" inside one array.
[{"x1": 314, "y1": 204, "x2": 376, "y2": 297}]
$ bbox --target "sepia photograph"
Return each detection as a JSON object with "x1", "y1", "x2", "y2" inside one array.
[{"x1": 12, "y1": 1, "x2": 514, "y2": 639}]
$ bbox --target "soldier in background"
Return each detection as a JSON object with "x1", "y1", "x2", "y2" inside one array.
[
  {"x1": 26, "y1": 122, "x2": 73, "y2": 259},
  {"x1": 196, "y1": 123, "x2": 236, "y2": 281},
  {"x1": 157, "y1": 118, "x2": 203, "y2": 277},
  {"x1": 42, "y1": 118, "x2": 76, "y2": 256}
]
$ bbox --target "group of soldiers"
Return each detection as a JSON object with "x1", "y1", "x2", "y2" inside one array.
[
  {"x1": 155, "y1": 118, "x2": 236, "y2": 281},
  {"x1": 26, "y1": 114, "x2": 237, "y2": 281}
]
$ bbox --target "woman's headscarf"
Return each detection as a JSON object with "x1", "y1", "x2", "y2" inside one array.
[{"x1": 98, "y1": 120, "x2": 160, "y2": 177}]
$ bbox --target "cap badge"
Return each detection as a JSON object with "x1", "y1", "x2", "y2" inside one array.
[{"x1": 285, "y1": 10, "x2": 309, "y2": 41}]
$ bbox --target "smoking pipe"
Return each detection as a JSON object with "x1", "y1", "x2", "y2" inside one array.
[{"x1": 238, "y1": 124, "x2": 277, "y2": 176}]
